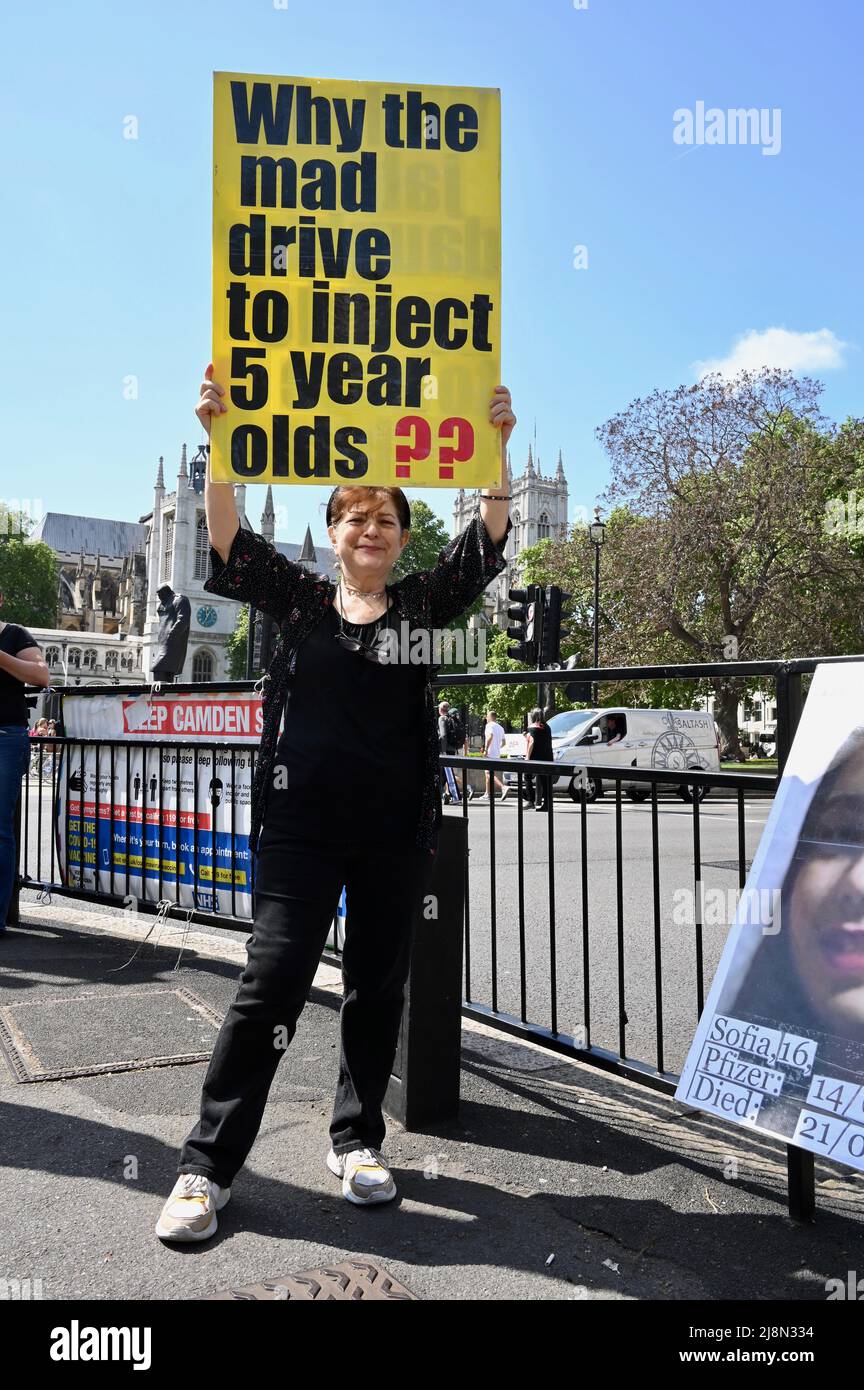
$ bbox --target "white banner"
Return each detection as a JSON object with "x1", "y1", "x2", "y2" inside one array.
[{"x1": 57, "y1": 689, "x2": 260, "y2": 919}]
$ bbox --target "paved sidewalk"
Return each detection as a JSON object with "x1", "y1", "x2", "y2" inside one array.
[{"x1": 1, "y1": 899, "x2": 862, "y2": 1302}]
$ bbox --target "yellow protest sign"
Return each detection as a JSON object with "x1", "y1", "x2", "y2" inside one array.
[{"x1": 210, "y1": 72, "x2": 501, "y2": 489}]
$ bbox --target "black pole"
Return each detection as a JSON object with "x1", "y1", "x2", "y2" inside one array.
[
  {"x1": 534, "y1": 583, "x2": 544, "y2": 715},
  {"x1": 593, "y1": 543, "x2": 600, "y2": 705},
  {"x1": 8, "y1": 782, "x2": 23, "y2": 927},
  {"x1": 384, "y1": 816, "x2": 467, "y2": 1128},
  {"x1": 775, "y1": 666, "x2": 804, "y2": 777},
  {"x1": 776, "y1": 666, "x2": 815, "y2": 1221}
]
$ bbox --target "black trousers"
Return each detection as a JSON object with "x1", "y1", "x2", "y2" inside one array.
[
  {"x1": 524, "y1": 770, "x2": 553, "y2": 807},
  {"x1": 178, "y1": 833, "x2": 438, "y2": 1188}
]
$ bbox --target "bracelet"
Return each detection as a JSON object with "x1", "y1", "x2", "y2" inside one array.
[{"x1": 480, "y1": 493, "x2": 512, "y2": 501}]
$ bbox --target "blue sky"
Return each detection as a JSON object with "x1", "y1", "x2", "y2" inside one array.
[{"x1": 2, "y1": 0, "x2": 861, "y2": 547}]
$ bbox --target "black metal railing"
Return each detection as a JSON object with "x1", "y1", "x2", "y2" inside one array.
[
  {"x1": 14, "y1": 653, "x2": 863, "y2": 1219},
  {"x1": 439, "y1": 752, "x2": 770, "y2": 1090}
]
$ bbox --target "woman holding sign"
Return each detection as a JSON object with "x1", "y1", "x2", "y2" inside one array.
[{"x1": 156, "y1": 364, "x2": 515, "y2": 1242}]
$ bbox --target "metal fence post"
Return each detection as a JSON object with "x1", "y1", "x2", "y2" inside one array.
[
  {"x1": 384, "y1": 815, "x2": 467, "y2": 1129},
  {"x1": 776, "y1": 665, "x2": 815, "y2": 1221},
  {"x1": 775, "y1": 665, "x2": 804, "y2": 778},
  {"x1": 7, "y1": 784, "x2": 23, "y2": 927}
]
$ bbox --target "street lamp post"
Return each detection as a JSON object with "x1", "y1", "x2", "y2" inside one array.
[{"x1": 588, "y1": 508, "x2": 606, "y2": 705}]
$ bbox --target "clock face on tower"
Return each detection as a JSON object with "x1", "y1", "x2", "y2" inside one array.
[{"x1": 197, "y1": 604, "x2": 217, "y2": 629}]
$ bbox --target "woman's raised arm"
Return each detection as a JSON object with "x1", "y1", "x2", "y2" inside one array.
[
  {"x1": 198, "y1": 363, "x2": 240, "y2": 561},
  {"x1": 196, "y1": 362, "x2": 306, "y2": 623}
]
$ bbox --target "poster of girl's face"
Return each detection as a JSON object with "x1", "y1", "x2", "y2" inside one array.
[{"x1": 676, "y1": 663, "x2": 864, "y2": 1174}]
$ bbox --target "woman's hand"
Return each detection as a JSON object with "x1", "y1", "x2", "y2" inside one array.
[
  {"x1": 195, "y1": 362, "x2": 228, "y2": 438},
  {"x1": 489, "y1": 384, "x2": 516, "y2": 450}
]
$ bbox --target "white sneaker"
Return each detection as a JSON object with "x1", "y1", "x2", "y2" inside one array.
[
  {"x1": 326, "y1": 1146, "x2": 397, "y2": 1204},
  {"x1": 155, "y1": 1172, "x2": 231, "y2": 1242},
  {"x1": 499, "y1": 784, "x2": 510, "y2": 801}
]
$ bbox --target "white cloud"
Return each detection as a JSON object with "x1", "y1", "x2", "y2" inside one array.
[{"x1": 693, "y1": 327, "x2": 849, "y2": 379}]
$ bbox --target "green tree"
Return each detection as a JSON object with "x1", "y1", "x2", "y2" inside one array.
[
  {"x1": 225, "y1": 605, "x2": 251, "y2": 680},
  {"x1": 393, "y1": 496, "x2": 484, "y2": 688},
  {"x1": 0, "y1": 503, "x2": 35, "y2": 541},
  {"x1": 0, "y1": 519, "x2": 58, "y2": 627},
  {"x1": 511, "y1": 369, "x2": 864, "y2": 756},
  {"x1": 518, "y1": 515, "x2": 716, "y2": 713},
  {"x1": 528, "y1": 369, "x2": 864, "y2": 756},
  {"x1": 391, "y1": 498, "x2": 451, "y2": 578},
  {"x1": 443, "y1": 627, "x2": 537, "y2": 726}
]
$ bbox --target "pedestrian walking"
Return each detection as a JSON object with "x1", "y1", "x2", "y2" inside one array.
[
  {"x1": 479, "y1": 710, "x2": 509, "y2": 801},
  {"x1": 438, "y1": 700, "x2": 471, "y2": 804}
]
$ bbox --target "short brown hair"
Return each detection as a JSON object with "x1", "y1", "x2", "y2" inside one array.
[{"x1": 326, "y1": 486, "x2": 411, "y2": 531}]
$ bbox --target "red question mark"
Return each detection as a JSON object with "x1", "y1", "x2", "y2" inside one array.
[
  {"x1": 438, "y1": 417, "x2": 475, "y2": 480},
  {"x1": 394, "y1": 416, "x2": 432, "y2": 478}
]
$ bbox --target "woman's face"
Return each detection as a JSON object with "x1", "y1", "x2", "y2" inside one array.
[
  {"x1": 328, "y1": 497, "x2": 409, "y2": 582},
  {"x1": 788, "y1": 746, "x2": 864, "y2": 1039}
]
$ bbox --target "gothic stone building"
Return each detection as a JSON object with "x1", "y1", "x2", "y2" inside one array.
[
  {"x1": 451, "y1": 443, "x2": 569, "y2": 628},
  {"x1": 139, "y1": 446, "x2": 339, "y2": 682},
  {"x1": 27, "y1": 445, "x2": 338, "y2": 684}
]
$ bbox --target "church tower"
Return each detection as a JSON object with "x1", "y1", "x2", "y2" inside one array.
[
  {"x1": 452, "y1": 440, "x2": 568, "y2": 627},
  {"x1": 141, "y1": 444, "x2": 237, "y2": 683}
]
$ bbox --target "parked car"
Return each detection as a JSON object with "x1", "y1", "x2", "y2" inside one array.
[{"x1": 503, "y1": 707, "x2": 721, "y2": 803}]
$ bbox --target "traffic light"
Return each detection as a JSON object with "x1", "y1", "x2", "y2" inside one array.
[
  {"x1": 541, "y1": 586, "x2": 572, "y2": 668},
  {"x1": 506, "y1": 584, "x2": 543, "y2": 665},
  {"x1": 562, "y1": 653, "x2": 592, "y2": 703}
]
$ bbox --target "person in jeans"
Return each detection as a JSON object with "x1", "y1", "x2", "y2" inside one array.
[
  {"x1": 155, "y1": 365, "x2": 516, "y2": 1242},
  {"x1": 0, "y1": 612, "x2": 50, "y2": 936},
  {"x1": 438, "y1": 700, "x2": 471, "y2": 804}
]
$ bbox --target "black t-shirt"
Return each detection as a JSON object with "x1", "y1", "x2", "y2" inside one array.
[
  {"x1": 527, "y1": 722, "x2": 553, "y2": 763},
  {"x1": 0, "y1": 623, "x2": 38, "y2": 726},
  {"x1": 255, "y1": 600, "x2": 427, "y2": 872}
]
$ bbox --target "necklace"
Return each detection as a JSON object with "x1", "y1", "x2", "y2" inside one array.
[
  {"x1": 335, "y1": 580, "x2": 390, "y2": 626},
  {"x1": 339, "y1": 578, "x2": 388, "y2": 599}
]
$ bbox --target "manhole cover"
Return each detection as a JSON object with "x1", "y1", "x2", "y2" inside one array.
[
  {"x1": 0, "y1": 987, "x2": 222, "y2": 1083},
  {"x1": 206, "y1": 1260, "x2": 418, "y2": 1300}
]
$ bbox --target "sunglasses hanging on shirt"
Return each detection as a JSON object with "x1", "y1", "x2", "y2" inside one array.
[{"x1": 333, "y1": 605, "x2": 391, "y2": 665}]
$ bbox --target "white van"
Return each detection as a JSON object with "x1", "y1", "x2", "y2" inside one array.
[{"x1": 503, "y1": 707, "x2": 721, "y2": 803}]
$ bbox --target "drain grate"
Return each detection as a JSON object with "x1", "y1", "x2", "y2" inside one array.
[
  {"x1": 206, "y1": 1260, "x2": 419, "y2": 1300},
  {"x1": 0, "y1": 987, "x2": 223, "y2": 1083}
]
